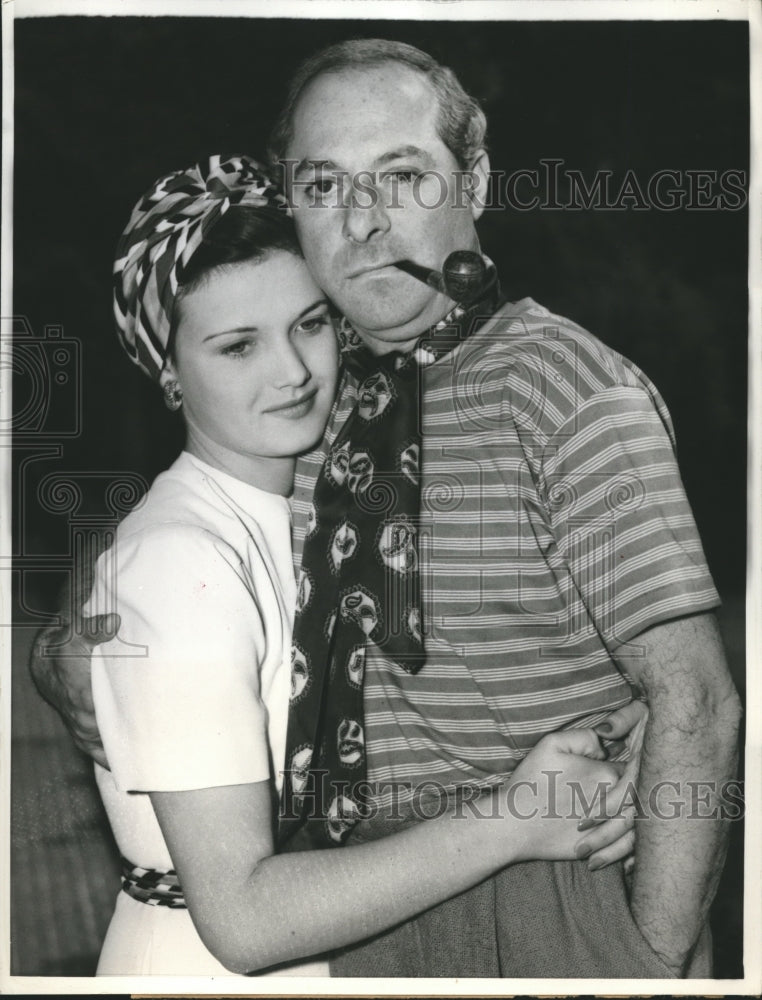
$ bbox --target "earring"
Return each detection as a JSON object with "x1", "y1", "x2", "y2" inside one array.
[{"x1": 163, "y1": 380, "x2": 183, "y2": 411}]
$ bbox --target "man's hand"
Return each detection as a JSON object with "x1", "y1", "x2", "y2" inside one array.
[{"x1": 29, "y1": 613, "x2": 120, "y2": 769}]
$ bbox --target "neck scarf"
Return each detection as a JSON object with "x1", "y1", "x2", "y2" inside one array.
[{"x1": 281, "y1": 263, "x2": 501, "y2": 846}]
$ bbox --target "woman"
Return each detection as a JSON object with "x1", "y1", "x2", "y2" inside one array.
[{"x1": 88, "y1": 155, "x2": 632, "y2": 977}]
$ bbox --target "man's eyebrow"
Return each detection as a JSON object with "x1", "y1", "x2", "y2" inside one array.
[
  {"x1": 375, "y1": 146, "x2": 436, "y2": 168},
  {"x1": 291, "y1": 147, "x2": 435, "y2": 180},
  {"x1": 292, "y1": 159, "x2": 340, "y2": 180}
]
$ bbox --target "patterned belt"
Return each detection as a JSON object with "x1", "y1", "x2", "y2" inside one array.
[{"x1": 120, "y1": 857, "x2": 187, "y2": 908}]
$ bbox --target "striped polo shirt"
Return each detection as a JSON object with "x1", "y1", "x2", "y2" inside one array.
[{"x1": 291, "y1": 298, "x2": 720, "y2": 806}]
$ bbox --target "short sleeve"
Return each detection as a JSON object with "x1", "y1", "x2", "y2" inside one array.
[
  {"x1": 89, "y1": 524, "x2": 272, "y2": 793},
  {"x1": 540, "y1": 386, "x2": 720, "y2": 651}
]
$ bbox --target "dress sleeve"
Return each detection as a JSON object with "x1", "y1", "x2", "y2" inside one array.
[
  {"x1": 540, "y1": 385, "x2": 720, "y2": 653},
  {"x1": 90, "y1": 523, "x2": 273, "y2": 793}
]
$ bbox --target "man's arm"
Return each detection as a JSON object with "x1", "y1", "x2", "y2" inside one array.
[
  {"x1": 28, "y1": 525, "x2": 118, "y2": 767},
  {"x1": 617, "y1": 611, "x2": 741, "y2": 974},
  {"x1": 29, "y1": 613, "x2": 117, "y2": 769}
]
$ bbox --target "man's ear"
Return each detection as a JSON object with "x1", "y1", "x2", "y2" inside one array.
[{"x1": 467, "y1": 150, "x2": 491, "y2": 222}]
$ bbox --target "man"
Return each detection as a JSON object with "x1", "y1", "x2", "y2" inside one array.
[{"x1": 31, "y1": 39, "x2": 740, "y2": 979}]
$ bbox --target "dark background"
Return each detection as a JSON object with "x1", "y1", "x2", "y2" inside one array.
[{"x1": 11, "y1": 15, "x2": 748, "y2": 978}]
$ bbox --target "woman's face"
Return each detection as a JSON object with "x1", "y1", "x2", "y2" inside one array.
[{"x1": 164, "y1": 251, "x2": 338, "y2": 488}]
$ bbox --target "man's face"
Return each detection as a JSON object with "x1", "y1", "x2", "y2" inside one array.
[{"x1": 285, "y1": 64, "x2": 487, "y2": 353}]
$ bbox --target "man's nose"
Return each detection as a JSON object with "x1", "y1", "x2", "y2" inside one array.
[{"x1": 342, "y1": 179, "x2": 391, "y2": 244}]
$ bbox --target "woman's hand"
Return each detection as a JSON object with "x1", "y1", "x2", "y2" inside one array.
[
  {"x1": 574, "y1": 699, "x2": 649, "y2": 873},
  {"x1": 501, "y1": 728, "x2": 622, "y2": 863}
]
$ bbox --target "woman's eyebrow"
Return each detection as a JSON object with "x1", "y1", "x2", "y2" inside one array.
[
  {"x1": 294, "y1": 298, "x2": 330, "y2": 321},
  {"x1": 203, "y1": 300, "x2": 328, "y2": 341},
  {"x1": 203, "y1": 326, "x2": 259, "y2": 342}
]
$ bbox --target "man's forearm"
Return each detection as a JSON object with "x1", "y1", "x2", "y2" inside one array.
[
  {"x1": 627, "y1": 614, "x2": 741, "y2": 974},
  {"x1": 29, "y1": 529, "x2": 116, "y2": 766}
]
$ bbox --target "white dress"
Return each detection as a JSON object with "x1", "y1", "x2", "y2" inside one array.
[{"x1": 87, "y1": 451, "x2": 328, "y2": 977}]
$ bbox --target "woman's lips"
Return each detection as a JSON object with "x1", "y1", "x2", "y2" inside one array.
[{"x1": 265, "y1": 387, "x2": 318, "y2": 418}]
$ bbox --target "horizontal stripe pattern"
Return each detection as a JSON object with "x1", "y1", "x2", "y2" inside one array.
[{"x1": 292, "y1": 298, "x2": 719, "y2": 806}]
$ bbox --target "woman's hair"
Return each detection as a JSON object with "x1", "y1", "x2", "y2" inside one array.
[
  {"x1": 166, "y1": 206, "x2": 302, "y2": 360},
  {"x1": 268, "y1": 38, "x2": 488, "y2": 172},
  {"x1": 178, "y1": 205, "x2": 302, "y2": 298}
]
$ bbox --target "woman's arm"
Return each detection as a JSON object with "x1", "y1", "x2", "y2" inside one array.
[
  {"x1": 151, "y1": 729, "x2": 620, "y2": 974},
  {"x1": 91, "y1": 522, "x2": 632, "y2": 972}
]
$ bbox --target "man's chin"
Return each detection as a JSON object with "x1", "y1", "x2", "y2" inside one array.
[{"x1": 341, "y1": 292, "x2": 450, "y2": 349}]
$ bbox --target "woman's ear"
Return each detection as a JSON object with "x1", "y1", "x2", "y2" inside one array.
[
  {"x1": 158, "y1": 360, "x2": 184, "y2": 412},
  {"x1": 158, "y1": 359, "x2": 179, "y2": 392},
  {"x1": 467, "y1": 150, "x2": 491, "y2": 222}
]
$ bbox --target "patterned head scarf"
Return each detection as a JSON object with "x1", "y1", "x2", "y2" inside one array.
[{"x1": 113, "y1": 154, "x2": 289, "y2": 381}]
